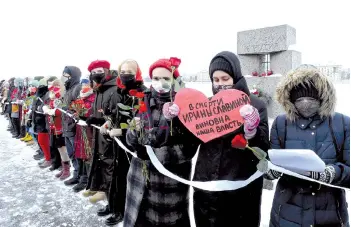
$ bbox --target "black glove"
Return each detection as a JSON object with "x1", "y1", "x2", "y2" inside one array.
[
  {"x1": 86, "y1": 117, "x2": 105, "y2": 126},
  {"x1": 26, "y1": 120, "x2": 32, "y2": 128}
]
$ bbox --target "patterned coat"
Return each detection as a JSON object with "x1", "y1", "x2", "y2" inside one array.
[{"x1": 124, "y1": 90, "x2": 199, "y2": 227}]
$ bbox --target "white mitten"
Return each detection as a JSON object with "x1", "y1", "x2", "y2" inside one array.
[
  {"x1": 109, "y1": 128, "x2": 123, "y2": 137},
  {"x1": 42, "y1": 105, "x2": 49, "y2": 114}
]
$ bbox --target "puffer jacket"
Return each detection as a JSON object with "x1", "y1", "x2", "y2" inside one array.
[
  {"x1": 192, "y1": 51, "x2": 270, "y2": 227},
  {"x1": 269, "y1": 69, "x2": 350, "y2": 227},
  {"x1": 62, "y1": 66, "x2": 82, "y2": 137}
]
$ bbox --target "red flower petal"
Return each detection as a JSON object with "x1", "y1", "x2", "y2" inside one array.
[
  {"x1": 129, "y1": 89, "x2": 138, "y2": 96},
  {"x1": 231, "y1": 134, "x2": 247, "y2": 149},
  {"x1": 170, "y1": 57, "x2": 181, "y2": 68},
  {"x1": 135, "y1": 92, "x2": 145, "y2": 99},
  {"x1": 139, "y1": 101, "x2": 147, "y2": 113}
]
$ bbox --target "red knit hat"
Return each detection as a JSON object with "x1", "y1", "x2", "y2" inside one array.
[
  {"x1": 149, "y1": 58, "x2": 180, "y2": 79},
  {"x1": 88, "y1": 60, "x2": 110, "y2": 72}
]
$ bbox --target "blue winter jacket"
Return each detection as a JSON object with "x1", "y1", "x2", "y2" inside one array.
[{"x1": 270, "y1": 113, "x2": 350, "y2": 227}]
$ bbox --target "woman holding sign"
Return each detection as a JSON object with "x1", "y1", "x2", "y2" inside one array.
[
  {"x1": 171, "y1": 51, "x2": 269, "y2": 227},
  {"x1": 124, "y1": 58, "x2": 198, "y2": 227},
  {"x1": 267, "y1": 68, "x2": 350, "y2": 226}
]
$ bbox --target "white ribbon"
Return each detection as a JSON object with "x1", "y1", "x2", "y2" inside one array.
[{"x1": 57, "y1": 112, "x2": 350, "y2": 191}]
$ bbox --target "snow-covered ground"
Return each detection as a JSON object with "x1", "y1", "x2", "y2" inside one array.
[{"x1": 0, "y1": 82, "x2": 349, "y2": 227}]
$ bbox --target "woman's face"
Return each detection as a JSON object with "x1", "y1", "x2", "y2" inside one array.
[
  {"x1": 152, "y1": 68, "x2": 172, "y2": 82},
  {"x1": 212, "y1": 70, "x2": 234, "y2": 86},
  {"x1": 120, "y1": 62, "x2": 137, "y2": 75},
  {"x1": 151, "y1": 68, "x2": 173, "y2": 93}
]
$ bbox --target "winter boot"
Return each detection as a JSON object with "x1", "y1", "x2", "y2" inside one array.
[
  {"x1": 97, "y1": 205, "x2": 111, "y2": 217},
  {"x1": 82, "y1": 190, "x2": 97, "y2": 197},
  {"x1": 18, "y1": 125, "x2": 26, "y2": 139},
  {"x1": 89, "y1": 191, "x2": 106, "y2": 204},
  {"x1": 105, "y1": 213, "x2": 123, "y2": 226},
  {"x1": 49, "y1": 164, "x2": 61, "y2": 171},
  {"x1": 64, "y1": 177, "x2": 79, "y2": 186},
  {"x1": 20, "y1": 133, "x2": 30, "y2": 141},
  {"x1": 23, "y1": 134, "x2": 33, "y2": 142},
  {"x1": 72, "y1": 182, "x2": 87, "y2": 193},
  {"x1": 39, "y1": 160, "x2": 52, "y2": 168},
  {"x1": 59, "y1": 162, "x2": 71, "y2": 180},
  {"x1": 55, "y1": 169, "x2": 64, "y2": 178},
  {"x1": 33, "y1": 152, "x2": 44, "y2": 160}
]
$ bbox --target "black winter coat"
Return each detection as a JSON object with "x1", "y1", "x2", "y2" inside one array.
[
  {"x1": 31, "y1": 86, "x2": 49, "y2": 133},
  {"x1": 62, "y1": 66, "x2": 81, "y2": 138},
  {"x1": 193, "y1": 51, "x2": 270, "y2": 227},
  {"x1": 87, "y1": 77, "x2": 122, "y2": 192}
]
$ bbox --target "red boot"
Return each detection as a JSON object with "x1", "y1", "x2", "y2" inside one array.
[
  {"x1": 59, "y1": 162, "x2": 71, "y2": 180},
  {"x1": 55, "y1": 163, "x2": 64, "y2": 178}
]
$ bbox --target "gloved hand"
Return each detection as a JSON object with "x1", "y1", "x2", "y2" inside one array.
[
  {"x1": 42, "y1": 105, "x2": 49, "y2": 114},
  {"x1": 257, "y1": 159, "x2": 282, "y2": 180},
  {"x1": 239, "y1": 104, "x2": 260, "y2": 140},
  {"x1": 309, "y1": 165, "x2": 336, "y2": 184},
  {"x1": 129, "y1": 117, "x2": 141, "y2": 131},
  {"x1": 108, "y1": 128, "x2": 123, "y2": 137},
  {"x1": 100, "y1": 121, "x2": 111, "y2": 135},
  {"x1": 163, "y1": 102, "x2": 180, "y2": 120}
]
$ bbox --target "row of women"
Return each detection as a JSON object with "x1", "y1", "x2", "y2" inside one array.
[{"x1": 0, "y1": 51, "x2": 349, "y2": 227}]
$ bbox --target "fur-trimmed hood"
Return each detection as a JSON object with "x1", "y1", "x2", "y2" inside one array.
[{"x1": 276, "y1": 69, "x2": 336, "y2": 121}]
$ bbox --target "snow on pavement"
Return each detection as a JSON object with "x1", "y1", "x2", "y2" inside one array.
[{"x1": 0, "y1": 116, "x2": 117, "y2": 227}]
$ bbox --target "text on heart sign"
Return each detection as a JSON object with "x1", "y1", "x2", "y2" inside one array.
[{"x1": 180, "y1": 92, "x2": 249, "y2": 137}]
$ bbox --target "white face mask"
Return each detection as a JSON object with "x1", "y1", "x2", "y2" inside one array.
[{"x1": 151, "y1": 80, "x2": 172, "y2": 93}]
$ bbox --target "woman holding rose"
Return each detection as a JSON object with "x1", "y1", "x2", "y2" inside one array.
[{"x1": 123, "y1": 58, "x2": 199, "y2": 227}]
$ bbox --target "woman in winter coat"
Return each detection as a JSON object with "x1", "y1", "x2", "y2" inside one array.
[
  {"x1": 191, "y1": 51, "x2": 270, "y2": 227},
  {"x1": 124, "y1": 58, "x2": 198, "y2": 227},
  {"x1": 267, "y1": 68, "x2": 350, "y2": 226},
  {"x1": 85, "y1": 60, "x2": 122, "y2": 204},
  {"x1": 42, "y1": 79, "x2": 71, "y2": 179},
  {"x1": 96, "y1": 59, "x2": 147, "y2": 226},
  {"x1": 70, "y1": 77, "x2": 95, "y2": 193},
  {"x1": 29, "y1": 78, "x2": 51, "y2": 168}
]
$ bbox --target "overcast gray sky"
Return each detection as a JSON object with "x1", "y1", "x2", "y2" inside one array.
[{"x1": 0, "y1": 0, "x2": 349, "y2": 79}]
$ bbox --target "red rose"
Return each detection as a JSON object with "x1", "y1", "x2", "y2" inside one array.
[
  {"x1": 170, "y1": 57, "x2": 181, "y2": 68},
  {"x1": 231, "y1": 134, "x2": 247, "y2": 149},
  {"x1": 139, "y1": 101, "x2": 147, "y2": 113},
  {"x1": 261, "y1": 72, "x2": 266, "y2": 77},
  {"x1": 267, "y1": 70, "x2": 273, "y2": 76},
  {"x1": 135, "y1": 92, "x2": 145, "y2": 99},
  {"x1": 129, "y1": 89, "x2": 138, "y2": 96},
  {"x1": 252, "y1": 71, "x2": 258, "y2": 77}
]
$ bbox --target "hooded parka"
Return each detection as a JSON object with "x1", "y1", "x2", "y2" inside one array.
[{"x1": 269, "y1": 69, "x2": 350, "y2": 227}]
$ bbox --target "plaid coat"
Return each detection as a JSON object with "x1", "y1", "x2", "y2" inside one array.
[{"x1": 124, "y1": 91, "x2": 199, "y2": 227}]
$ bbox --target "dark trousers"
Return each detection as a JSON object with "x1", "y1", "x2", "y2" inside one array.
[
  {"x1": 50, "y1": 134, "x2": 62, "y2": 167},
  {"x1": 77, "y1": 159, "x2": 89, "y2": 184}
]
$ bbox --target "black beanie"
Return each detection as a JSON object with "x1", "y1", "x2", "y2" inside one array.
[
  {"x1": 290, "y1": 82, "x2": 319, "y2": 103},
  {"x1": 209, "y1": 57, "x2": 234, "y2": 80}
]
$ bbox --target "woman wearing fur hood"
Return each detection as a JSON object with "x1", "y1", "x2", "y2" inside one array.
[{"x1": 267, "y1": 68, "x2": 350, "y2": 226}]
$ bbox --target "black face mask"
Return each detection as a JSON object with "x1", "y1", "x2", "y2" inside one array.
[
  {"x1": 212, "y1": 84, "x2": 235, "y2": 95},
  {"x1": 120, "y1": 74, "x2": 136, "y2": 89},
  {"x1": 90, "y1": 73, "x2": 105, "y2": 84}
]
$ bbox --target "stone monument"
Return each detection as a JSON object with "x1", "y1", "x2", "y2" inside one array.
[{"x1": 237, "y1": 25, "x2": 301, "y2": 119}]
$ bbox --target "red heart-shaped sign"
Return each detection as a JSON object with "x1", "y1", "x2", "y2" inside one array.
[{"x1": 174, "y1": 88, "x2": 250, "y2": 143}]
